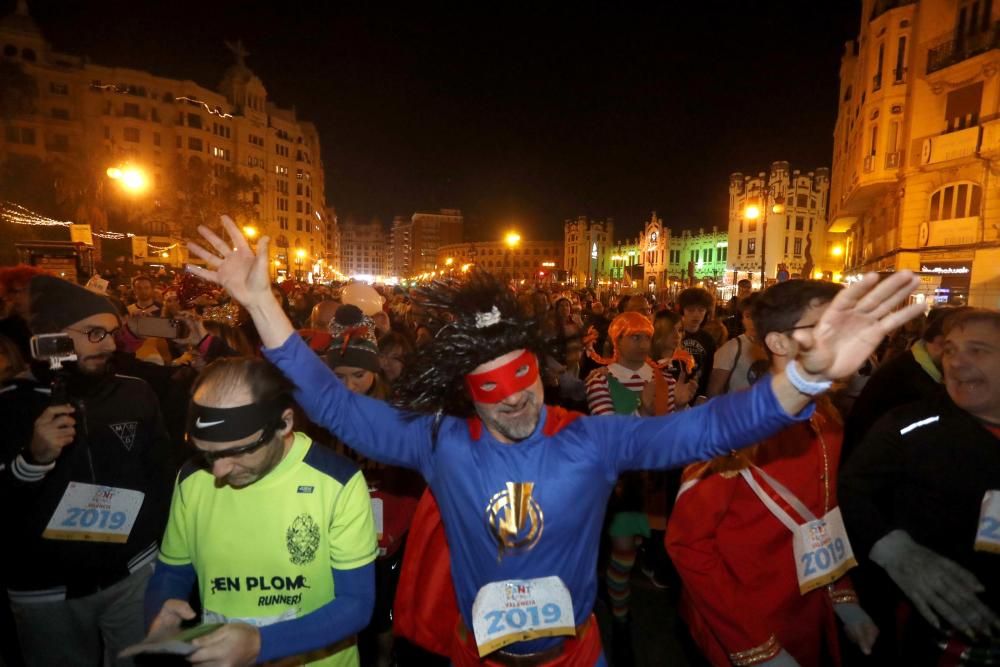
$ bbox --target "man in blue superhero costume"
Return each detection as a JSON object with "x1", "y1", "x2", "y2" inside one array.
[{"x1": 186, "y1": 216, "x2": 923, "y2": 667}]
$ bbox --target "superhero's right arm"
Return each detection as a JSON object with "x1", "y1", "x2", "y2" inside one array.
[{"x1": 264, "y1": 333, "x2": 435, "y2": 476}]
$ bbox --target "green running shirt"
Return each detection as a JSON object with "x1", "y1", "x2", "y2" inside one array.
[{"x1": 160, "y1": 432, "x2": 377, "y2": 666}]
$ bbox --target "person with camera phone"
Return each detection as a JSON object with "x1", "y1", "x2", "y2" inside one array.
[{"x1": 0, "y1": 275, "x2": 173, "y2": 667}]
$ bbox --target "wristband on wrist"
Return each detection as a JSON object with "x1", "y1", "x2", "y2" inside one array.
[{"x1": 785, "y1": 359, "x2": 832, "y2": 396}]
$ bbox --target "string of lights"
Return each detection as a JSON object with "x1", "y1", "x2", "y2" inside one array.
[
  {"x1": 173, "y1": 96, "x2": 234, "y2": 119},
  {"x1": 146, "y1": 242, "x2": 179, "y2": 252},
  {"x1": 0, "y1": 202, "x2": 134, "y2": 239},
  {"x1": 88, "y1": 83, "x2": 233, "y2": 119}
]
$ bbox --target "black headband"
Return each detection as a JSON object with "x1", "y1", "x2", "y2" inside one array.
[{"x1": 187, "y1": 398, "x2": 287, "y2": 443}]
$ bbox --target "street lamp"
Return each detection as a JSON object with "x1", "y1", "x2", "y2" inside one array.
[
  {"x1": 108, "y1": 165, "x2": 149, "y2": 194},
  {"x1": 295, "y1": 248, "x2": 306, "y2": 280},
  {"x1": 504, "y1": 231, "x2": 521, "y2": 280},
  {"x1": 243, "y1": 225, "x2": 258, "y2": 240},
  {"x1": 744, "y1": 186, "x2": 785, "y2": 288}
]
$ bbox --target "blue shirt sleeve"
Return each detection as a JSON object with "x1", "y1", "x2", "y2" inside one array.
[
  {"x1": 587, "y1": 374, "x2": 815, "y2": 478},
  {"x1": 144, "y1": 560, "x2": 197, "y2": 630},
  {"x1": 258, "y1": 563, "x2": 375, "y2": 663},
  {"x1": 263, "y1": 333, "x2": 435, "y2": 478}
]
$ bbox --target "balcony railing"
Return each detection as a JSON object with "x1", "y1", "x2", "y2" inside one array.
[
  {"x1": 885, "y1": 151, "x2": 902, "y2": 168},
  {"x1": 863, "y1": 155, "x2": 876, "y2": 173},
  {"x1": 927, "y1": 23, "x2": 1000, "y2": 74}
]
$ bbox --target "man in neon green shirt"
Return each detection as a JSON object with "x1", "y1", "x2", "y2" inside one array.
[{"x1": 144, "y1": 357, "x2": 377, "y2": 666}]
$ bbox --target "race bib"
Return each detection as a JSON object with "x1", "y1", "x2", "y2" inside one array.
[
  {"x1": 43, "y1": 482, "x2": 144, "y2": 543},
  {"x1": 471, "y1": 576, "x2": 576, "y2": 656},
  {"x1": 793, "y1": 507, "x2": 857, "y2": 594},
  {"x1": 974, "y1": 490, "x2": 1000, "y2": 554}
]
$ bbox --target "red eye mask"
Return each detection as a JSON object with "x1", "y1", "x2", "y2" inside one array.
[{"x1": 464, "y1": 349, "x2": 539, "y2": 404}]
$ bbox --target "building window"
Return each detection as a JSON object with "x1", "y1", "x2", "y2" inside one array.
[
  {"x1": 188, "y1": 137, "x2": 203, "y2": 151},
  {"x1": 894, "y1": 36, "x2": 907, "y2": 82},
  {"x1": 747, "y1": 238, "x2": 756, "y2": 256},
  {"x1": 48, "y1": 133, "x2": 69, "y2": 152},
  {"x1": 945, "y1": 82, "x2": 983, "y2": 132},
  {"x1": 187, "y1": 113, "x2": 202, "y2": 130},
  {"x1": 874, "y1": 43, "x2": 884, "y2": 91},
  {"x1": 153, "y1": 132, "x2": 161, "y2": 146},
  {"x1": 797, "y1": 194, "x2": 808, "y2": 208},
  {"x1": 795, "y1": 216, "x2": 804, "y2": 231},
  {"x1": 123, "y1": 127, "x2": 140, "y2": 142},
  {"x1": 252, "y1": 191, "x2": 260, "y2": 205},
  {"x1": 870, "y1": 124, "x2": 878, "y2": 156},
  {"x1": 929, "y1": 182, "x2": 982, "y2": 220},
  {"x1": 794, "y1": 238, "x2": 803, "y2": 256},
  {"x1": 5, "y1": 126, "x2": 35, "y2": 144},
  {"x1": 49, "y1": 81, "x2": 69, "y2": 95},
  {"x1": 123, "y1": 102, "x2": 141, "y2": 118},
  {"x1": 785, "y1": 237, "x2": 789, "y2": 254},
  {"x1": 51, "y1": 107, "x2": 69, "y2": 120}
]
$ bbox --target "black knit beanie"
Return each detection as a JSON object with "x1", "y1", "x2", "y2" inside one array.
[
  {"x1": 326, "y1": 304, "x2": 379, "y2": 373},
  {"x1": 28, "y1": 275, "x2": 120, "y2": 334}
]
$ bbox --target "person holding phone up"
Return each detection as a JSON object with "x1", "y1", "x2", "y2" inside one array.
[{"x1": 0, "y1": 275, "x2": 173, "y2": 667}]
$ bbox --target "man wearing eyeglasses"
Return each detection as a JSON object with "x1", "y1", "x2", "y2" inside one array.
[
  {"x1": 143, "y1": 357, "x2": 377, "y2": 667},
  {"x1": 0, "y1": 274, "x2": 173, "y2": 667}
]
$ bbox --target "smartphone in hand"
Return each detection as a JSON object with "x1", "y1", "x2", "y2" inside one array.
[{"x1": 127, "y1": 316, "x2": 189, "y2": 340}]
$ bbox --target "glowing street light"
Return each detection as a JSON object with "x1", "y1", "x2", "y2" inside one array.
[
  {"x1": 830, "y1": 244, "x2": 844, "y2": 257},
  {"x1": 744, "y1": 204, "x2": 761, "y2": 220},
  {"x1": 445, "y1": 257, "x2": 454, "y2": 266},
  {"x1": 107, "y1": 164, "x2": 148, "y2": 193},
  {"x1": 294, "y1": 248, "x2": 306, "y2": 280},
  {"x1": 243, "y1": 225, "x2": 258, "y2": 239},
  {"x1": 504, "y1": 231, "x2": 521, "y2": 279}
]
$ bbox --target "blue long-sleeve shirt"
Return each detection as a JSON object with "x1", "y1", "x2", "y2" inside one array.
[
  {"x1": 144, "y1": 561, "x2": 374, "y2": 663},
  {"x1": 265, "y1": 333, "x2": 811, "y2": 653}
]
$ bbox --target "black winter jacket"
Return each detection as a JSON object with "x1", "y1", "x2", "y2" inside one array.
[{"x1": 0, "y1": 368, "x2": 173, "y2": 600}]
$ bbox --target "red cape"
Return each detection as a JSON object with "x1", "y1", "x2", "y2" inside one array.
[{"x1": 393, "y1": 405, "x2": 584, "y2": 656}]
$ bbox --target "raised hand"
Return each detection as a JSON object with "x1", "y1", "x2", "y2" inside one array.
[
  {"x1": 187, "y1": 215, "x2": 272, "y2": 309},
  {"x1": 792, "y1": 271, "x2": 923, "y2": 381},
  {"x1": 187, "y1": 216, "x2": 295, "y2": 348}
]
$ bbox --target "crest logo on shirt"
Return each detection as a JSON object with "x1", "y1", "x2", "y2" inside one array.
[
  {"x1": 485, "y1": 482, "x2": 543, "y2": 560},
  {"x1": 109, "y1": 422, "x2": 138, "y2": 451},
  {"x1": 286, "y1": 513, "x2": 320, "y2": 565}
]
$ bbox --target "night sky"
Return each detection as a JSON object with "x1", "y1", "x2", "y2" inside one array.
[{"x1": 9, "y1": 1, "x2": 860, "y2": 241}]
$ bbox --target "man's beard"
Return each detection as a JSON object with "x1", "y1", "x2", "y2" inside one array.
[
  {"x1": 481, "y1": 392, "x2": 541, "y2": 442},
  {"x1": 77, "y1": 353, "x2": 113, "y2": 376}
]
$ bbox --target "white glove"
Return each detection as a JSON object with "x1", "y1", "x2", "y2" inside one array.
[
  {"x1": 834, "y1": 602, "x2": 879, "y2": 655},
  {"x1": 870, "y1": 529, "x2": 1000, "y2": 639},
  {"x1": 756, "y1": 648, "x2": 800, "y2": 666}
]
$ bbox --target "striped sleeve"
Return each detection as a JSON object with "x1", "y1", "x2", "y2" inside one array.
[{"x1": 585, "y1": 371, "x2": 615, "y2": 416}]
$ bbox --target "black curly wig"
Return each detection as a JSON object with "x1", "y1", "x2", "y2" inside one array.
[{"x1": 392, "y1": 272, "x2": 548, "y2": 417}]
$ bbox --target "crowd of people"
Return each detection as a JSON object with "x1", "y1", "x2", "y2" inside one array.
[{"x1": 0, "y1": 215, "x2": 994, "y2": 667}]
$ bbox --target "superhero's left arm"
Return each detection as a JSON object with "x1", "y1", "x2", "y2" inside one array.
[{"x1": 592, "y1": 375, "x2": 813, "y2": 474}]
